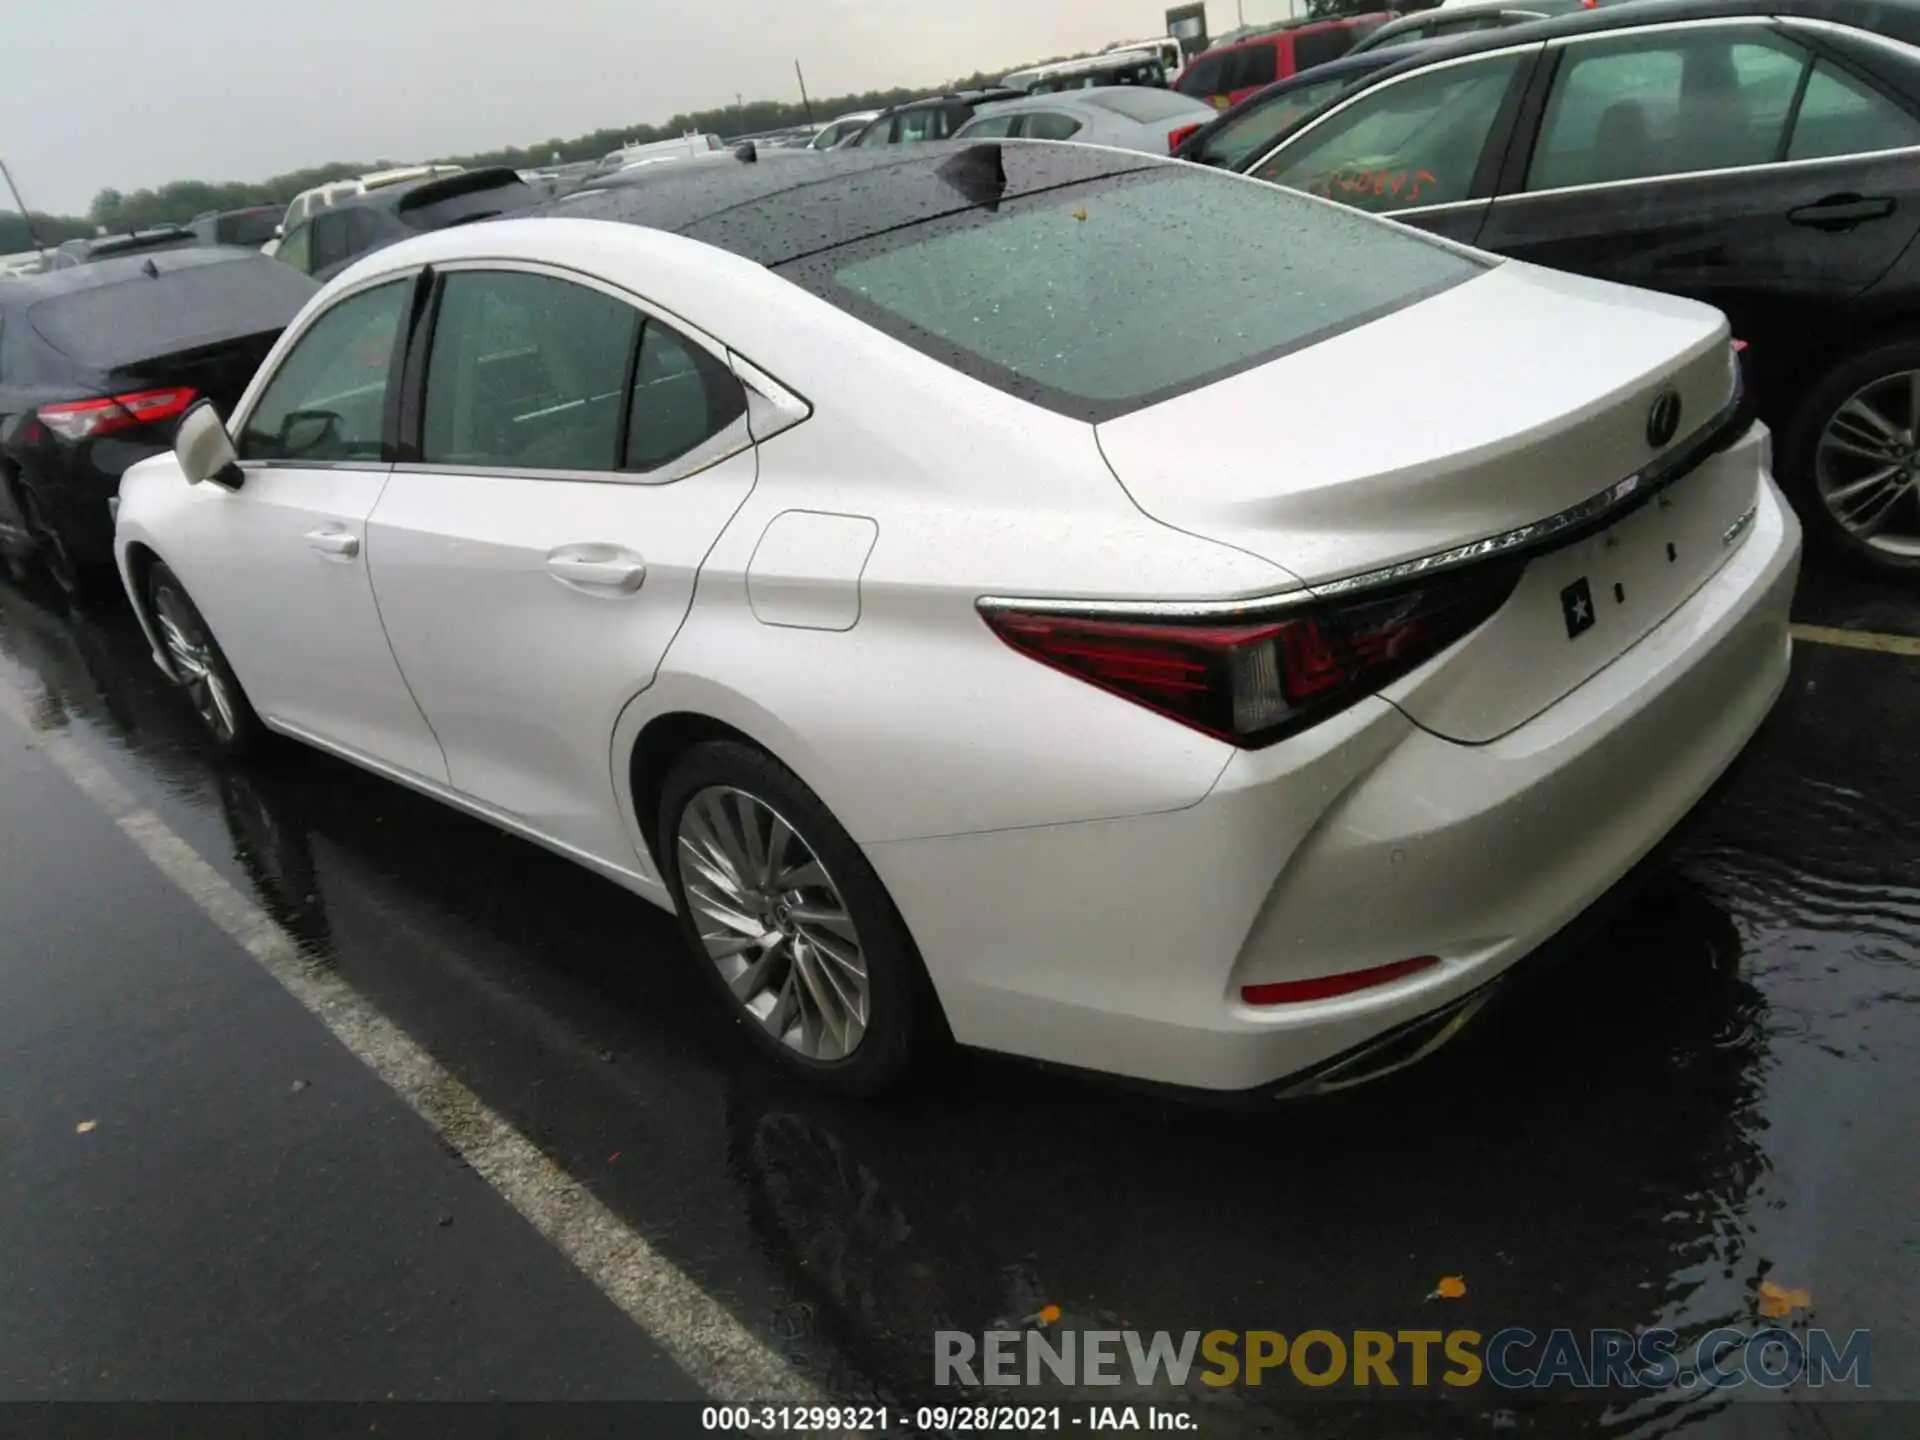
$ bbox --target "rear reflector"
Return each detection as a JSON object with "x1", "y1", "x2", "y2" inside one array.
[
  {"x1": 1168, "y1": 122, "x2": 1203, "y2": 153},
  {"x1": 1242, "y1": 956, "x2": 1439, "y2": 1005},
  {"x1": 981, "y1": 565, "x2": 1519, "y2": 748},
  {"x1": 36, "y1": 386, "x2": 198, "y2": 443}
]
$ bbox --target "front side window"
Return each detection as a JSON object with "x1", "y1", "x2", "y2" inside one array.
[
  {"x1": 422, "y1": 271, "x2": 637, "y2": 472},
  {"x1": 1526, "y1": 29, "x2": 1804, "y2": 191},
  {"x1": 1196, "y1": 75, "x2": 1358, "y2": 167},
  {"x1": 1787, "y1": 58, "x2": 1920, "y2": 161},
  {"x1": 240, "y1": 279, "x2": 407, "y2": 462},
  {"x1": 1253, "y1": 53, "x2": 1525, "y2": 212},
  {"x1": 853, "y1": 116, "x2": 898, "y2": 147},
  {"x1": 1022, "y1": 112, "x2": 1085, "y2": 141}
]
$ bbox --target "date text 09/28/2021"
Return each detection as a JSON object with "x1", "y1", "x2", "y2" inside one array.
[{"x1": 700, "y1": 1406, "x2": 1192, "y2": 1432}]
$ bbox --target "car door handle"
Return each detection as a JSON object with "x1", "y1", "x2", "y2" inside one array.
[
  {"x1": 305, "y1": 527, "x2": 360, "y2": 558},
  {"x1": 1787, "y1": 194, "x2": 1896, "y2": 230},
  {"x1": 546, "y1": 544, "x2": 647, "y2": 594}
]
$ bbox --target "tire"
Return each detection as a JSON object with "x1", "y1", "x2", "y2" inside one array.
[
  {"x1": 1778, "y1": 333, "x2": 1920, "y2": 578},
  {"x1": 657, "y1": 740, "x2": 938, "y2": 1095},
  {"x1": 14, "y1": 485, "x2": 90, "y2": 604},
  {"x1": 146, "y1": 561, "x2": 263, "y2": 756}
]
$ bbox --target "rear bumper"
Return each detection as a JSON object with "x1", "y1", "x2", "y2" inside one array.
[{"x1": 866, "y1": 474, "x2": 1800, "y2": 1092}]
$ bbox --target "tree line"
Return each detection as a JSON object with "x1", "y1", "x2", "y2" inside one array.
[{"x1": 2, "y1": 60, "x2": 1049, "y2": 249}]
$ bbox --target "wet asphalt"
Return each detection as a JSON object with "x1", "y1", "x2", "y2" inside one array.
[{"x1": 0, "y1": 558, "x2": 1915, "y2": 1437}]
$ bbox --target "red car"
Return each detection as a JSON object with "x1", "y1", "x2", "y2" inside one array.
[{"x1": 1174, "y1": 15, "x2": 1390, "y2": 110}]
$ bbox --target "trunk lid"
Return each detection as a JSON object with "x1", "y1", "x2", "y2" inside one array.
[{"x1": 1094, "y1": 261, "x2": 1751, "y2": 743}]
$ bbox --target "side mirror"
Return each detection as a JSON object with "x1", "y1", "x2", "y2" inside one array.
[{"x1": 174, "y1": 399, "x2": 243, "y2": 490}]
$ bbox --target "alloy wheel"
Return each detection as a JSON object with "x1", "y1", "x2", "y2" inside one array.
[
  {"x1": 1814, "y1": 369, "x2": 1920, "y2": 558},
  {"x1": 676, "y1": 785, "x2": 871, "y2": 1062},
  {"x1": 154, "y1": 586, "x2": 239, "y2": 742}
]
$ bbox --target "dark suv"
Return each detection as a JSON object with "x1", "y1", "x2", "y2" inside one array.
[{"x1": 846, "y1": 90, "x2": 1029, "y2": 146}]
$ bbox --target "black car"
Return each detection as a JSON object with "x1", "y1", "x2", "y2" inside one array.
[
  {"x1": 50, "y1": 227, "x2": 202, "y2": 270},
  {"x1": 846, "y1": 89, "x2": 1029, "y2": 146},
  {"x1": 273, "y1": 167, "x2": 539, "y2": 284},
  {"x1": 188, "y1": 205, "x2": 285, "y2": 250},
  {"x1": 1177, "y1": 42, "x2": 1447, "y2": 168},
  {"x1": 0, "y1": 248, "x2": 318, "y2": 598},
  {"x1": 1226, "y1": 0, "x2": 1920, "y2": 575}
]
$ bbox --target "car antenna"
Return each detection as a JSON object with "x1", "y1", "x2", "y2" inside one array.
[
  {"x1": 936, "y1": 143, "x2": 1007, "y2": 209},
  {"x1": 735, "y1": 140, "x2": 759, "y2": 163},
  {"x1": 142, "y1": 256, "x2": 160, "y2": 278}
]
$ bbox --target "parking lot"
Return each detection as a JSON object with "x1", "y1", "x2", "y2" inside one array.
[{"x1": 0, "y1": 552, "x2": 1914, "y2": 1436}]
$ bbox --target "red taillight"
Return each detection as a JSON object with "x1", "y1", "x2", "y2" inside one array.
[
  {"x1": 1241, "y1": 956, "x2": 1439, "y2": 1006},
  {"x1": 981, "y1": 567, "x2": 1518, "y2": 748},
  {"x1": 36, "y1": 386, "x2": 197, "y2": 443},
  {"x1": 1168, "y1": 123, "x2": 1202, "y2": 153},
  {"x1": 1732, "y1": 338, "x2": 1749, "y2": 353}
]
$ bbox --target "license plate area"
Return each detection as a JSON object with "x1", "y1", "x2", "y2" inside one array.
[{"x1": 1381, "y1": 426, "x2": 1764, "y2": 744}]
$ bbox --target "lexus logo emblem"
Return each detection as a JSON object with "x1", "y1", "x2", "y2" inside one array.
[{"x1": 1647, "y1": 390, "x2": 1683, "y2": 448}]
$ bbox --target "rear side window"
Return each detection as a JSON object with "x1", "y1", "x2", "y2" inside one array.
[
  {"x1": 1022, "y1": 112, "x2": 1085, "y2": 140},
  {"x1": 625, "y1": 322, "x2": 747, "y2": 471},
  {"x1": 783, "y1": 168, "x2": 1481, "y2": 422},
  {"x1": 28, "y1": 255, "x2": 317, "y2": 371},
  {"x1": 962, "y1": 114, "x2": 1020, "y2": 138},
  {"x1": 1786, "y1": 58, "x2": 1920, "y2": 160},
  {"x1": 1526, "y1": 29, "x2": 1804, "y2": 190},
  {"x1": 1229, "y1": 43, "x2": 1279, "y2": 91},
  {"x1": 217, "y1": 210, "x2": 282, "y2": 247},
  {"x1": 241, "y1": 279, "x2": 407, "y2": 463},
  {"x1": 423, "y1": 271, "x2": 637, "y2": 471}
]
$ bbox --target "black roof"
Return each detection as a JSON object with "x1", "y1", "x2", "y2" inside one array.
[{"x1": 535, "y1": 142, "x2": 1157, "y2": 268}]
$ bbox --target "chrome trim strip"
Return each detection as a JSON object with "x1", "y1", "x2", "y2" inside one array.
[
  {"x1": 978, "y1": 386, "x2": 1746, "y2": 623},
  {"x1": 1495, "y1": 140, "x2": 1920, "y2": 206}
]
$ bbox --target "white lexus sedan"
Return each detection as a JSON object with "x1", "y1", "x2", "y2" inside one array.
[{"x1": 114, "y1": 143, "x2": 1800, "y2": 1097}]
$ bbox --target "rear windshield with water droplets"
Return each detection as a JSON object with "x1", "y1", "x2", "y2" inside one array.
[{"x1": 778, "y1": 166, "x2": 1485, "y2": 423}]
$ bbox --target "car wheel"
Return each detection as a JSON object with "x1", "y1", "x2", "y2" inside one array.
[
  {"x1": 15, "y1": 486, "x2": 88, "y2": 603},
  {"x1": 657, "y1": 741, "x2": 937, "y2": 1095},
  {"x1": 1779, "y1": 335, "x2": 1920, "y2": 577},
  {"x1": 147, "y1": 561, "x2": 262, "y2": 755}
]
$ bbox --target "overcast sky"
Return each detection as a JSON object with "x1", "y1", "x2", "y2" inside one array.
[{"x1": 0, "y1": 0, "x2": 1238, "y2": 216}]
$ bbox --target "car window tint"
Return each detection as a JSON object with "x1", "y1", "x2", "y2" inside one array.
[
  {"x1": 962, "y1": 115, "x2": 1020, "y2": 138},
  {"x1": 310, "y1": 212, "x2": 353, "y2": 273},
  {"x1": 240, "y1": 279, "x2": 407, "y2": 463},
  {"x1": 1295, "y1": 27, "x2": 1358, "y2": 71},
  {"x1": 853, "y1": 117, "x2": 898, "y2": 147},
  {"x1": 899, "y1": 108, "x2": 944, "y2": 142},
  {"x1": 625, "y1": 321, "x2": 747, "y2": 471},
  {"x1": 277, "y1": 222, "x2": 314, "y2": 273},
  {"x1": 1231, "y1": 43, "x2": 1279, "y2": 91},
  {"x1": 791, "y1": 166, "x2": 1482, "y2": 422},
  {"x1": 1253, "y1": 53, "x2": 1524, "y2": 212},
  {"x1": 1787, "y1": 59, "x2": 1920, "y2": 161},
  {"x1": 422, "y1": 270, "x2": 637, "y2": 472},
  {"x1": 1175, "y1": 53, "x2": 1230, "y2": 97},
  {"x1": 1200, "y1": 75, "x2": 1356, "y2": 167},
  {"x1": 1023, "y1": 112, "x2": 1085, "y2": 140},
  {"x1": 1527, "y1": 30, "x2": 1805, "y2": 191}
]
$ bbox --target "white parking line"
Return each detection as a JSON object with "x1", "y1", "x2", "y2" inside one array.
[
  {"x1": 1790, "y1": 623, "x2": 1920, "y2": 658},
  {"x1": 0, "y1": 678, "x2": 819, "y2": 1405}
]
